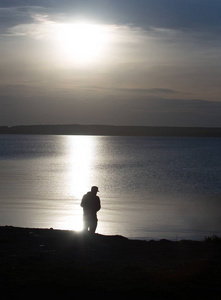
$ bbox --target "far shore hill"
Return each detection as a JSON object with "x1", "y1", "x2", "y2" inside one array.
[{"x1": 1, "y1": 124, "x2": 221, "y2": 137}]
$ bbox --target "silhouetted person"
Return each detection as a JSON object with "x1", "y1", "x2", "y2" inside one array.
[{"x1": 81, "y1": 186, "x2": 101, "y2": 233}]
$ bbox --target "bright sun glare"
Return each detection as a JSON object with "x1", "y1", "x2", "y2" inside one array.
[{"x1": 56, "y1": 22, "x2": 107, "y2": 63}]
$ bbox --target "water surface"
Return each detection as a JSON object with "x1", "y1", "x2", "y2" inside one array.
[{"x1": 0, "y1": 134, "x2": 221, "y2": 240}]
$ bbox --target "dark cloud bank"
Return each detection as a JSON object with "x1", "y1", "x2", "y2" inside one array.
[{"x1": 1, "y1": 92, "x2": 221, "y2": 127}]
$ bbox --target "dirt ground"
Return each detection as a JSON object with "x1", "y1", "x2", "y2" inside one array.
[{"x1": 0, "y1": 226, "x2": 220, "y2": 299}]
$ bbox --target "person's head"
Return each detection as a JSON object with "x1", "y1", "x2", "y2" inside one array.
[{"x1": 91, "y1": 186, "x2": 99, "y2": 195}]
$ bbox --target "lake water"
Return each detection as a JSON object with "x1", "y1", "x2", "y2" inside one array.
[{"x1": 0, "y1": 134, "x2": 221, "y2": 240}]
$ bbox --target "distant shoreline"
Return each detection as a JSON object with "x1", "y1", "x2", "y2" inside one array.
[{"x1": 1, "y1": 124, "x2": 221, "y2": 137}]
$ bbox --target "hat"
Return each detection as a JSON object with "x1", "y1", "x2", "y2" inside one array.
[{"x1": 91, "y1": 186, "x2": 99, "y2": 192}]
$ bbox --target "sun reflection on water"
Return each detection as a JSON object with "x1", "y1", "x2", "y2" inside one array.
[
  {"x1": 64, "y1": 136, "x2": 96, "y2": 231},
  {"x1": 66, "y1": 136, "x2": 95, "y2": 198}
]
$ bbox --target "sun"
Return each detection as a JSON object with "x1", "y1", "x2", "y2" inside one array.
[{"x1": 56, "y1": 22, "x2": 107, "y2": 64}]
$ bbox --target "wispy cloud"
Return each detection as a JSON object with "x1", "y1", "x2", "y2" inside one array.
[
  {"x1": 0, "y1": 6, "x2": 43, "y2": 35},
  {"x1": 1, "y1": 12, "x2": 54, "y2": 38},
  {"x1": 85, "y1": 86, "x2": 181, "y2": 96}
]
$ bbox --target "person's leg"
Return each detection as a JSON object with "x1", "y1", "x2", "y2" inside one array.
[
  {"x1": 89, "y1": 219, "x2": 97, "y2": 233},
  {"x1": 83, "y1": 215, "x2": 89, "y2": 232}
]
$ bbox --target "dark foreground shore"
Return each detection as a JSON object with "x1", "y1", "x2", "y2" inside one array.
[{"x1": 0, "y1": 226, "x2": 220, "y2": 299}]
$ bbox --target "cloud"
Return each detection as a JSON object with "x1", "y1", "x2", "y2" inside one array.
[
  {"x1": 6, "y1": 14, "x2": 54, "y2": 38},
  {"x1": 118, "y1": 88, "x2": 180, "y2": 95},
  {"x1": 0, "y1": 6, "x2": 43, "y2": 35},
  {"x1": 1, "y1": 2, "x2": 221, "y2": 49},
  {"x1": 86, "y1": 86, "x2": 181, "y2": 96},
  {"x1": 1, "y1": 1, "x2": 221, "y2": 31},
  {"x1": 114, "y1": 97, "x2": 221, "y2": 127},
  {"x1": 1, "y1": 82, "x2": 221, "y2": 127}
]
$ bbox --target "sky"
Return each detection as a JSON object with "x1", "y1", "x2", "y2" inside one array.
[{"x1": 1, "y1": 0, "x2": 221, "y2": 127}]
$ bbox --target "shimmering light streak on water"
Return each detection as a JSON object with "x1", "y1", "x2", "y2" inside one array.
[
  {"x1": 62, "y1": 136, "x2": 96, "y2": 231},
  {"x1": 65, "y1": 136, "x2": 95, "y2": 200}
]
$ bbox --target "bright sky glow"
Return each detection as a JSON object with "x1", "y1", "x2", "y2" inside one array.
[{"x1": 56, "y1": 22, "x2": 109, "y2": 64}]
